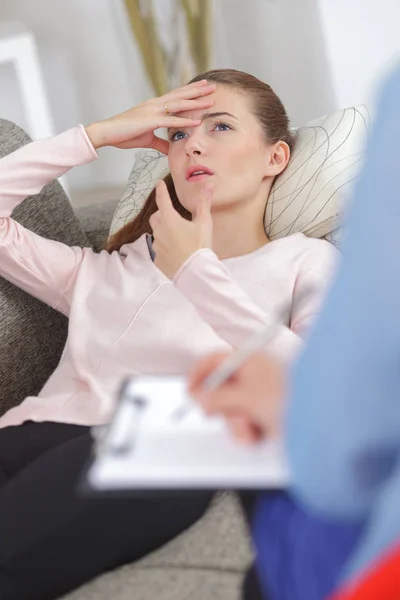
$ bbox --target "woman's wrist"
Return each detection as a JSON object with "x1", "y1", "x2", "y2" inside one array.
[{"x1": 84, "y1": 122, "x2": 105, "y2": 150}]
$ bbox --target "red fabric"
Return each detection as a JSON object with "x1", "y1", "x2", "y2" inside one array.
[{"x1": 330, "y1": 544, "x2": 400, "y2": 600}]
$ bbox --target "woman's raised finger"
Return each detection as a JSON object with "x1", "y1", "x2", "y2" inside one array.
[
  {"x1": 162, "y1": 96, "x2": 215, "y2": 116},
  {"x1": 162, "y1": 81, "x2": 216, "y2": 103}
]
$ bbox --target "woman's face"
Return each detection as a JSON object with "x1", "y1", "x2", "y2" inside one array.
[{"x1": 167, "y1": 84, "x2": 285, "y2": 215}]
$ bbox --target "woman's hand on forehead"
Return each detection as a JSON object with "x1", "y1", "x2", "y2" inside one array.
[{"x1": 85, "y1": 80, "x2": 216, "y2": 153}]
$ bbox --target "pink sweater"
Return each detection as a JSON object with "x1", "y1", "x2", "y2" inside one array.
[{"x1": 0, "y1": 126, "x2": 338, "y2": 429}]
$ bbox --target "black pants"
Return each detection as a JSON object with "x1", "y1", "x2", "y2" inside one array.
[
  {"x1": 0, "y1": 421, "x2": 214, "y2": 600},
  {"x1": 0, "y1": 421, "x2": 264, "y2": 600}
]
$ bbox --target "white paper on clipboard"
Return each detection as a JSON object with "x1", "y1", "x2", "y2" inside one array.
[{"x1": 86, "y1": 375, "x2": 290, "y2": 491}]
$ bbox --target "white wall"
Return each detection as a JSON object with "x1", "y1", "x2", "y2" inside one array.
[
  {"x1": 317, "y1": 0, "x2": 400, "y2": 109},
  {"x1": 214, "y1": 0, "x2": 337, "y2": 126},
  {"x1": 0, "y1": 0, "x2": 152, "y2": 191},
  {"x1": 0, "y1": 0, "x2": 339, "y2": 193},
  {"x1": 1, "y1": 0, "x2": 399, "y2": 194}
]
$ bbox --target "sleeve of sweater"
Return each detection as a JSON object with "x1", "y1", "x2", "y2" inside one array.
[
  {"x1": 286, "y1": 65, "x2": 400, "y2": 520},
  {"x1": 0, "y1": 125, "x2": 98, "y2": 316},
  {"x1": 173, "y1": 239, "x2": 337, "y2": 362}
]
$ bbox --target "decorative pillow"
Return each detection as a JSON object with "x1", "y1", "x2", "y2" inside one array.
[{"x1": 110, "y1": 106, "x2": 371, "y2": 240}]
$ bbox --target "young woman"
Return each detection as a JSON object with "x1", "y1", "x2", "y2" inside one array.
[{"x1": 0, "y1": 69, "x2": 337, "y2": 600}]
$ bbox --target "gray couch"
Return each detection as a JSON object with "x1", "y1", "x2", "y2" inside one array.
[{"x1": 0, "y1": 119, "x2": 253, "y2": 600}]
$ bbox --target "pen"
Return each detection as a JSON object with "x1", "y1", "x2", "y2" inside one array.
[
  {"x1": 173, "y1": 285, "x2": 314, "y2": 421},
  {"x1": 201, "y1": 320, "x2": 281, "y2": 393},
  {"x1": 171, "y1": 319, "x2": 282, "y2": 422},
  {"x1": 201, "y1": 284, "x2": 315, "y2": 394}
]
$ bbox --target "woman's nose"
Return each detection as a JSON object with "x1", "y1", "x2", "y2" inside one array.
[{"x1": 185, "y1": 131, "x2": 205, "y2": 156}]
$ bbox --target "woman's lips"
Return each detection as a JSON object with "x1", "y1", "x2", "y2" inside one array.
[
  {"x1": 187, "y1": 173, "x2": 213, "y2": 182},
  {"x1": 186, "y1": 164, "x2": 214, "y2": 180}
]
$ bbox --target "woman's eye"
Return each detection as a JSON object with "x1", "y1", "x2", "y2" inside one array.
[
  {"x1": 170, "y1": 130, "x2": 187, "y2": 142},
  {"x1": 214, "y1": 122, "x2": 232, "y2": 131}
]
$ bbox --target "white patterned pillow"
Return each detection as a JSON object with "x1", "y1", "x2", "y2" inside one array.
[{"x1": 110, "y1": 106, "x2": 371, "y2": 241}]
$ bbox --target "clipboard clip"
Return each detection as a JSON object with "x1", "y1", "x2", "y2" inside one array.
[{"x1": 92, "y1": 381, "x2": 147, "y2": 457}]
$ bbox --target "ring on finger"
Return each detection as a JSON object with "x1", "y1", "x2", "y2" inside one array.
[{"x1": 164, "y1": 103, "x2": 169, "y2": 116}]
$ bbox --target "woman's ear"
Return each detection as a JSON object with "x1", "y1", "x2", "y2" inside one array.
[{"x1": 265, "y1": 141, "x2": 291, "y2": 178}]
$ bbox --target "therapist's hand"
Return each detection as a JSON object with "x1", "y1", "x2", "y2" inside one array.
[{"x1": 189, "y1": 352, "x2": 286, "y2": 444}]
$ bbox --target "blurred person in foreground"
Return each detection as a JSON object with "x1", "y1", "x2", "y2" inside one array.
[{"x1": 190, "y1": 65, "x2": 400, "y2": 600}]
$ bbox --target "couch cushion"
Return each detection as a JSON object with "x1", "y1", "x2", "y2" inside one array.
[
  {"x1": 0, "y1": 120, "x2": 90, "y2": 415},
  {"x1": 110, "y1": 106, "x2": 370, "y2": 241},
  {"x1": 135, "y1": 492, "x2": 253, "y2": 572},
  {"x1": 75, "y1": 198, "x2": 119, "y2": 253},
  {"x1": 62, "y1": 566, "x2": 244, "y2": 600},
  {"x1": 62, "y1": 492, "x2": 252, "y2": 600},
  {"x1": 265, "y1": 106, "x2": 370, "y2": 239}
]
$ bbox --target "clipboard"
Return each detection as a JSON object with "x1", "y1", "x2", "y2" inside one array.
[{"x1": 82, "y1": 375, "x2": 290, "y2": 493}]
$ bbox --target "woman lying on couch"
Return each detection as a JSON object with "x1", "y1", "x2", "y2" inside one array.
[{"x1": 0, "y1": 68, "x2": 341, "y2": 600}]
